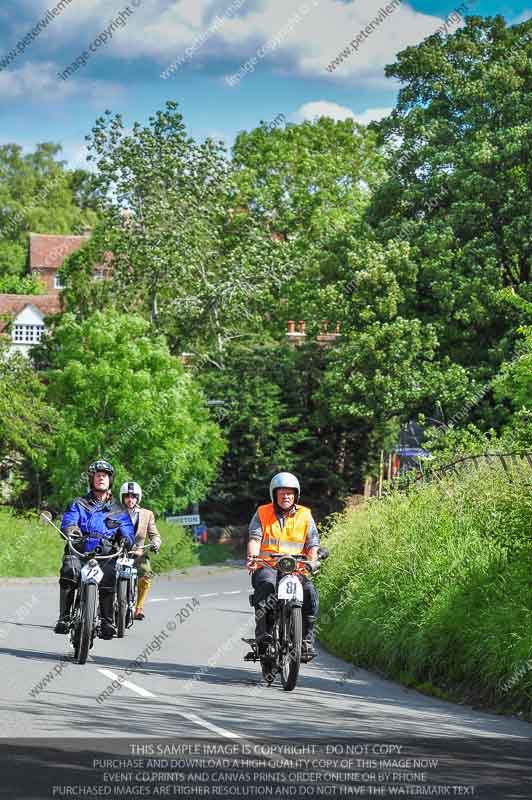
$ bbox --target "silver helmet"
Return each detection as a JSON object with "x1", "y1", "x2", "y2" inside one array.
[
  {"x1": 120, "y1": 480, "x2": 142, "y2": 504},
  {"x1": 269, "y1": 472, "x2": 300, "y2": 504}
]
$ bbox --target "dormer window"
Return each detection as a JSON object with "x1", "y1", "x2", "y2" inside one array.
[{"x1": 12, "y1": 323, "x2": 45, "y2": 344}]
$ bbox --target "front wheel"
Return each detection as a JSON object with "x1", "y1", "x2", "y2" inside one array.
[
  {"x1": 116, "y1": 579, "x2": 128, "y2": 638},
  {"x1": 281, "y1": 606, "x2": 302, "y2": 691},
  {"x1": 77, "y1": 583, "x2": 97, "y2": 665}
]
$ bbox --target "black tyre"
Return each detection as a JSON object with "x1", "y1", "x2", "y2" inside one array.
[
  {"x1": 71, "y1": 593, "x2": 81, "y2": 657},
  {"x1": 281, "y1": 606, "x2": 302, "y2": 691},
  {"x1": 77, "y1": 583, "x2": 97, "y2": 665},
  {"x1": 116, "y1": 579, "x2": 128, "y2": 639}
]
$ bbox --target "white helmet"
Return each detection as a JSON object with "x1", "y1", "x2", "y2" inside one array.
[
  {"x1": 269, "y1": 472, "x2": 300, "y2": 504},
  {"x1": 120, "y1": 480, "x2": 142, "y2": 504}
]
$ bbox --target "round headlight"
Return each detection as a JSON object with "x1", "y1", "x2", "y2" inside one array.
[{"x1": 277, "y1": 556, "x2": 296, "y2": 573}]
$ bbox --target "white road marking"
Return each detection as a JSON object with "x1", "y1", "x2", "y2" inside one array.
[
  {"x1": 199, "y1": 593, "x2": 218, "y2": 598},
  {"x1": 97, "y1": 669, "x2": 241, "y2": 739},
  {"x1": 99, "y1": 669, "x2": 155, "y2": 698},
  {"x1": 175, "y1": 596, "x2": 193, "y2": 600},
  {"x1": 223, "y1": 590, "x2": 241, "y2": 595},
  {"x1": 178, "y1": 712, "x2": 242, "y2": 739},
  {"x1": 148, "y1": 598, "x2": 168, "y2": 603}
]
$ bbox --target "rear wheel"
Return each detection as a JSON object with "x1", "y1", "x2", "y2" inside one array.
[
  {"x1": 116, "y1": 579, "x2": 128, "y2": 638},
  {"x1": 281, "y1": 606, "x2": 302, "y2": 691},
  {"x1": 77, "y1": 583, "x2": 97, "y2": 665}
]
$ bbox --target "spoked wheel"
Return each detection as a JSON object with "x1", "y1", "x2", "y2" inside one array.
[
  {"x1": 116, "y1": 579, "x2": 128, "y2": 638},
  {"x1": 261, "y1": 623, "x2": 278, "y2": 685},
  {"x1": 281, "y1": 606, "x2": 302, "y2": 691},
  {"x1": 77, "y1": 583, "x2": 97, "y2": 664},
  {"x1": 126, "y1": 576, "x2": 137, "y2": 629},
  {"x1": 71, "y1": 596, "x2": 81, "y2": 658}
]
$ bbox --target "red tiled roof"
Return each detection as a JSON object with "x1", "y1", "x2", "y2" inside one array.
[
  {"x1": 0, "y1": 293, "x2": 61, "y2": 331},
  {"x1": 29, "y1": 232, "x2": 91, "y2": 270}
]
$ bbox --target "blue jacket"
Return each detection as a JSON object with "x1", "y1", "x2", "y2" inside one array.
[{"x1": 61, "y1": 493, "x2": 135, "y2": 553}]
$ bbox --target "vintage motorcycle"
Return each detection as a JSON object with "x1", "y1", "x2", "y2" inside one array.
[
  {"x1": 114, "y1": 543, "x2": 151, "y2": 638},
  {"x1": 243, "y1": 548, "x2": 329, "y2": 691},
  {"x1": 41, "y1": 512, "x2": 124, "y2": 664}
]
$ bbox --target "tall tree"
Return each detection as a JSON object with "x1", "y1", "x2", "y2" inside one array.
[
  {"x1": 0, "y1": 143, "x2": 97, "y2": 280},
  {"x1": 42, "y1": 309, "x2": 225, "y2": 513},
  {"x1": 76, "y1": 102, "x2": 291, "y2": 365},
  {"x1": 0, "y1": 339, "x2": 57, "y2": 506},
  {"x1": 368, "y1": 16, "x2": 532, "y2": 379}
]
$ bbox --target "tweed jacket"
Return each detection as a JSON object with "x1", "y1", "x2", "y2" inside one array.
[{"x1": 132, "y1": 507, "x2": 161, "y2": 551}]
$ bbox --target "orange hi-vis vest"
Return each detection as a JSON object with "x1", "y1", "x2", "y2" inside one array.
[{"x1": 257, "y1": 503, "x2": 311, "y2": 567}]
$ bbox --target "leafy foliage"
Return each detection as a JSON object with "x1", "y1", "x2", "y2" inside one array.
[{"x1": 41, "y1": 310, "x2": 225, "y2": 513}]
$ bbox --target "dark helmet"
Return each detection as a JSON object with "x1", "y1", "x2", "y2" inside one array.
[{"x1": 87, "y1": 459, "x2": 115, "y2": 487}]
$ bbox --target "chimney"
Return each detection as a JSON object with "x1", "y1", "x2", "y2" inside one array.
[
  {"x1": 316, "y1": 319, "x2": 341, "y2": 349},
  {"x1": 286, "y1": 319, "x2": 307, "y2": 348}
]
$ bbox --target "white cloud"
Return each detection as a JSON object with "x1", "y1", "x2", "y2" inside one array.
[
  {"x1": 13, "y1": 0, "x2": 456, "y2": 88},
  {"x1": 292, "y1": 101, "x2": 392, "y2": 125},
  {"x1": 0, "y1": 60, "x2": 124, "y2": 104}
]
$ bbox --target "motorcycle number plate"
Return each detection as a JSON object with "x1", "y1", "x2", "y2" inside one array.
[
  {"x1": 81, "y1": 563, "x2": 104, "y2": 584},
  {"x1": 118, "y1": 565, "x2": 133, "y2": 578},
  {"x1": 278, "y1": 575, "x2": 303, "y2": 601}
]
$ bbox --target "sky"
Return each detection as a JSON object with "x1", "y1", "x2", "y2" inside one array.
[{"x1": 0, "y1": 0, "x2": 530, "y2": 169}]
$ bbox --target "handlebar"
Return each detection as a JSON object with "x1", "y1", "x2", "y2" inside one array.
[
  {"x1": 248, "y1": 553, "x2": 319, "y2": 573},
  {"x1": 39, "y1": 513, "x2": 127, "y2": 561},
  {"x1": 69, "y1": 533, "x2": 126, "y2": 561}
]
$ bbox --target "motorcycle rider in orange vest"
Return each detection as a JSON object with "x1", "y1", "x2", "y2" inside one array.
[{"x1": 247, "y1": 472, "x2": 320, "y2": 659}]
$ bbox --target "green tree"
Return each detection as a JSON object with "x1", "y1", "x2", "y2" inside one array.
[
  {"x1": 73, "y1": 103, "x2": 290, "y2": 364},
  {"x1": 369, "y1": 16, "x2": 532, "y2": 375},
  {"x1": 42, "y1": 310, "x2": 225, "y2": 513},
  {"x1": 231, "y1": 116, "x2": 386, "y2": 336},
  {"x1": 0, "y1": 142, "x2": 97, "y2": 280},
  {"x1": 0, "y1": 339, "x2": 57, "y2": 506}
]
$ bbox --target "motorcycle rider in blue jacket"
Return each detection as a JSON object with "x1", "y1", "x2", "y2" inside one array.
[{"x1": 54, "y1": 460, "x2": 135, "y2": 639}]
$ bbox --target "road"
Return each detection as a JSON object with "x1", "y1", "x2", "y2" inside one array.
[{"x1": 1, "y1": 565, "x2": 531, "y2": 798}]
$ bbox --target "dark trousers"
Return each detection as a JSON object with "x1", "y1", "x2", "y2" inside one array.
[
  {"x1": 59, "y1": 549, "x2": 117, "y2": 624},
  {"x1": 252, "y1": 566, "x2": 319, "y2": 618}
]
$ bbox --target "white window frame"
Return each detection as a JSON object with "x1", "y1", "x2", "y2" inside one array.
[
  {"x1": 12, "y1": 323, "x2": 45, "y2": 344},
  {"x1": 53, "y1": 272, "x2": 64, "y2": 289}
]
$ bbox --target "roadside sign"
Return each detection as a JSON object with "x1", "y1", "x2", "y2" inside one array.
[{"x1": 166, "y1": 514, "x2": 200, "y2": 526}]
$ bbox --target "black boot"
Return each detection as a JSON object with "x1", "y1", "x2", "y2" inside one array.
[
  {"x1": 54, "y1": 585, "x2": 75, "y2": 634},
  {"x1": 99, "y1": 591, "x2": 116, "y2": 640},
  {"x1": 302, "y1": 615, "x2": 317, "y2": 660},
  {"x1": 255, "y1": 601, "x2": 273, "y2": 654}
]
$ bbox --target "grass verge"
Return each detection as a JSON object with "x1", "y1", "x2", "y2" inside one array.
[
  {"x1": 0, "y1": 512, "x2": 232, "y2": 578},
  {"x1": 317, "y1": 462, "x2": 532, "y2": 716}
]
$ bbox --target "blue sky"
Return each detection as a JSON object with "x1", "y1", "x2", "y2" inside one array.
[{"x1": 0, "y1": 0, "x2": 530, "y2": 168}]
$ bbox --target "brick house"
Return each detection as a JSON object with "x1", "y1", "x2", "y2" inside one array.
[
  {"x1": 29, "y1": 231, "x2": 110, "y2": 291},
  {"x1": 0, "y1": 230, "x2": 109, "y2": 355},
  {"x1": 0, "y1": 293, "x2": 61, "y2": 356}
]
